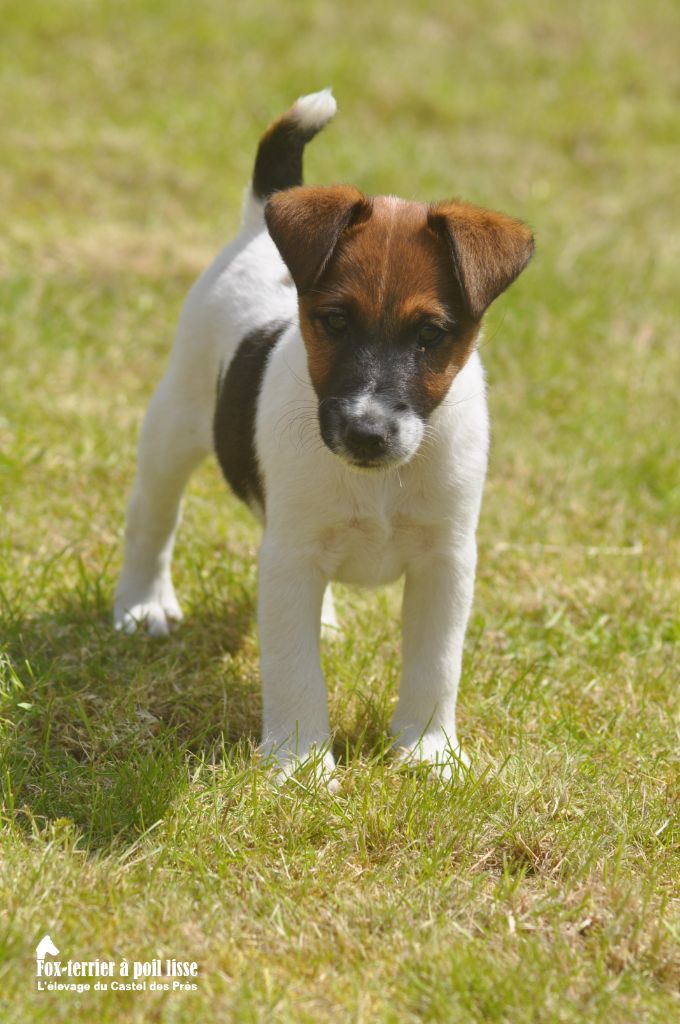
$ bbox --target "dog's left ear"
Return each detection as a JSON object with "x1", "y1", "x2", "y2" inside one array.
[{"x1": 428, "y1": 200, "x2": 534, "y2": 321}]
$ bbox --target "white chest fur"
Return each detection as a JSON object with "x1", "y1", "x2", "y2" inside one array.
[
  {"x1": 256, "y1": 326, "x2": 490, "y2": 587},
  {"x1": 317, "y1": 496, "x2": 436, "y2": 586}
]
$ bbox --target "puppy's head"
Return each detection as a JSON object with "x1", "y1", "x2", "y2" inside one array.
[{"x1": 266, "y1": 186, "x2": 533, "y2": 470}]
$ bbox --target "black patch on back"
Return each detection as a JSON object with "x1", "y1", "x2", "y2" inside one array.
[{"x1": 213, "y1": 322, "x2": 286, "y2": 511}]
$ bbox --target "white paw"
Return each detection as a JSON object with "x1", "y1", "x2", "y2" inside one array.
[
  {"x1": 260, "y1": 740, "x2": 339, "y2": 793},
  {"x1": 114, "y1": 592, "x2": 183, "y2": 637},
  {"x1": 391, "y1": 730, "x2": 471, "y2": 781}
]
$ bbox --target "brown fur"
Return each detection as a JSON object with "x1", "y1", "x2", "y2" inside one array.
[
  {"x1": 266, "y1": 189, "x2": 533, "y2": 412},
  {"x1": 265, "y1": 185, "x2": 372, "y2": 293},
  {"x1": 428, "y1": 200, "x2": 535, "y2": 320},
  {"x1": 298, "y1": 305, "x2": 335, "y2": 393}
]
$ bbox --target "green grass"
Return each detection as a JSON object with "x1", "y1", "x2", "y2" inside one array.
[{"x1": 1, "y1": 0, "x2": 679, "y2": 1020}]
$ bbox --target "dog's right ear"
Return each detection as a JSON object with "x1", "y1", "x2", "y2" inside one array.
[{"x1": 265, "y1": 185, "x2": 372, "y2": 293}]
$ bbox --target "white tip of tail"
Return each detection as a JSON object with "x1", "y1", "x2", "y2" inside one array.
[{"x1": 292, "y1": 88, "x2": 337, "y2": 132}]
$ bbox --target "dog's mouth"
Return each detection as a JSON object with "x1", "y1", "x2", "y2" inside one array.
[
  {"x1": 320, "y1": 429, "x2": 422, "y2": 472},
  {"x1": 335, "y1": 441, "x2": 397, "y2": 470},
  {"x1": 344, "y1": 452, "x2": 400, "y2": 472}
]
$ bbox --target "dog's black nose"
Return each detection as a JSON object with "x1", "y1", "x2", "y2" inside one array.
[{"x1": 343, "y1": 419, "x2": 390, "y2": 461}]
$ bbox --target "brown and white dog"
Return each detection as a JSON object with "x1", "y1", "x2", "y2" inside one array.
[{"x1": 114, "y1": 90, "x2": 534, "y2": 783}]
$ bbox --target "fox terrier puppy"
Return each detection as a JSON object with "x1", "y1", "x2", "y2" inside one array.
[{"x1": 114, "y1": 89, "x2": 534, "y2": 783}]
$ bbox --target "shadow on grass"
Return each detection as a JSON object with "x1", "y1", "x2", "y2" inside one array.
[{"x1": 0, "y1": 587, "x2": 258, "y2": 853}]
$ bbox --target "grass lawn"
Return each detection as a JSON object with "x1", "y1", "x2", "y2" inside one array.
[{"x1": 1, "y1": 1, "x2": 678, "y2": 1020}]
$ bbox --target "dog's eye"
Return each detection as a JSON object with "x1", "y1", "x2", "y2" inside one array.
[
  {"x1": 322, "y1": 312, "x2": 348, "y2": 335},
  {"x1": 417, "y1": 323, "x2": 445, "y2": 349}
]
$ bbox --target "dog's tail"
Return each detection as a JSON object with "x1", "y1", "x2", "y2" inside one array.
[{"x1": 241, "y1": 88, "x2": 337, "y2": 228}]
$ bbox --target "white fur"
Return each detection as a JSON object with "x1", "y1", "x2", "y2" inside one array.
[
  {"x1": 291, "y1": 87, "x2": 337, "y2": 131},
  {"x1": 254, "y1": 328, "x2": 487, "y2": 780},
  {"x1": 115, "y1": 102, "x2": 489, "y2": 784},
  {"x1": 336, "y1": 391, "x2": 425, "y2": 466}
]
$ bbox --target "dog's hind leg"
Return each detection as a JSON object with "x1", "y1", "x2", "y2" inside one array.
[{"x1": 114, "y1": 364, "x2": 212, "y2": 636}]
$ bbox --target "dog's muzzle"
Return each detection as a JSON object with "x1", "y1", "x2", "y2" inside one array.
[{"x1": 319, "y1": 395, "x2": 424, "y2": 469}]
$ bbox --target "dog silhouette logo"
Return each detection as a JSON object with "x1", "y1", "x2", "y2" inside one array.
[{"x1": 36, "y1": 935, "x2": 59, "y2": 963}]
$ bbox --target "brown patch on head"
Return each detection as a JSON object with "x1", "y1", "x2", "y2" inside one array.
[
  {"x1": 288, "y1": 194, "x2": 483, "y2": 403},
  {"x1": 316, "y1": 196, "x2": 444, "y2": 317},
  {"x1": 266, "y1": 187, "x2": 534, "y2": 421}
]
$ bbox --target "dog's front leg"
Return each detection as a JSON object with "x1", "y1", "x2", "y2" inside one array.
[
  {"x1": 257, "y1": 535, "x2": 334, "y2": 783},
  {"x1": 392, "y1": 541, "x2": 477, "y2": 778}
]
